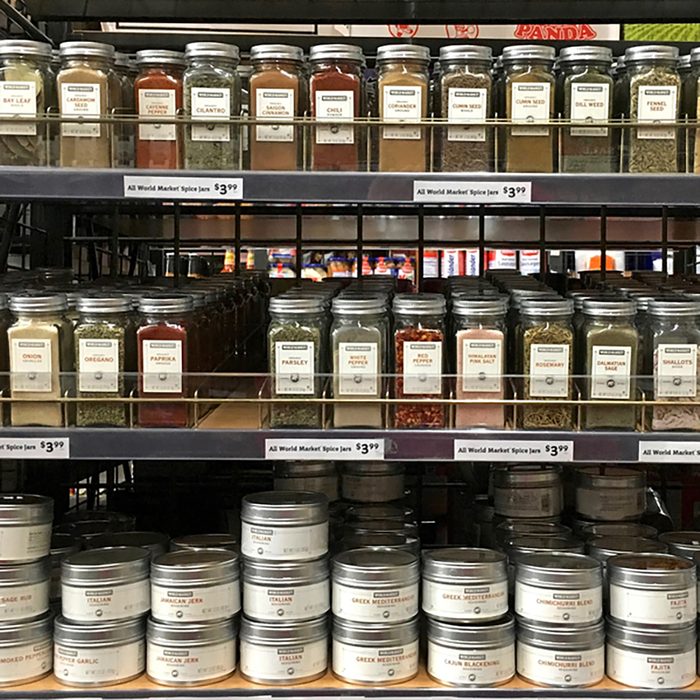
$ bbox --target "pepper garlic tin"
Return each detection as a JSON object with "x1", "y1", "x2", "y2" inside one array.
[
  {"x1": 0, "y1": 612, "x2": 52, "y2": 687},
  {"x1": 0, "y1": 494, "x2": 52, "y2": 563},
  {"x1": 0, "y1": 558, "x2": 50, "y2": 621}
]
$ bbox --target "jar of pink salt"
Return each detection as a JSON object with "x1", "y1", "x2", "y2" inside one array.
[{"x1": 454, "y1": 297, "x2": 508, "y2": 429}]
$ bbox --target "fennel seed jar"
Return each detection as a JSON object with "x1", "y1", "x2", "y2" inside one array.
[
  {"x1": 422, "y1": 548, "x2": 508, "y2": 622},
  {"x1": 170, "y1": 533, "x2": 238, "y2": 553},
  {"x1": 659, "y1": 531, "x2": 700, "y2": 560},
  {"x1": 607, "y1": 618, "x2": 697, "y2": 688},
  {"x1": 0, "y1": 612, "x2": 52, "y2": 686},
  {"x1": 0, "y1": 494, "x2": 52, "y2": 563},
  {"x1": 341, "y1": 462, "x2": 405, "y2": 503},
  {"x1": 239, "y1": 616, "x2": 328, "y2": 685},
  {"x1": 0, "y1": 558, "x2": 49, "y2": 620},
  {"x1": 274, "y1": 462, "x2": 339, "y2": 502},
  {"x1": 54, "y1": 615, "x2": 145, "y2": 687},
  {"x1": 493, "y1": 465, "x2": 563, "y2": 519},
  {"x1": 517, "y1": 619, "x2": 605, "y2": 687},
  {"x1": 575, "y1": 466, "x2": 646, "y2": 521},
  {"x1": 427, "y1": 615, "x2": 514, "y2": 687},
  {"x1": 147, "y1": 618, "x2": 237, "y2": 687},
  {"x1": 332, "y1": 616, "x2": 419, "y2": 685},
  {"x1": 332, "y1": 547, "x2": 419, "y2": 623},
  {"x1": 243, "y1": 558, "x2": 329, "y2": 622},
  {"x1": 608, "y1": 553, "x2": 697, "y2": 625},
  {"x1": 61, "y1": 546, "x2": 150, "y2": 623}
]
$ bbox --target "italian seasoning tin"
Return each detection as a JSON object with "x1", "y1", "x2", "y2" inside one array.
[
  {"x1": 0, "y1": 494, "x2": 52, "y2": 563},
  {"x1": 0, "y1": 613, "x2": 52, "y2": 686}
]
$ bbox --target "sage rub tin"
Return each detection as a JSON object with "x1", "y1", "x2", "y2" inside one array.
[
  {"x1": 0, "y1": 558, "x2": 50, "y2": 620},
  {"x1": 0, "y1": 494, "x2": 52, "y2": 563},
  {"x1": 0, "y1": 612, "x2": 52, "y2": 687},
  {"x1": 575, "y1": 466, "x2": 646, "y2": 521},
  {"x1": 241, "y1": 491, "x2": 328, "y2": 561},
  {"x1": 492, "y1": 465, "x2": 562, "y2": 519}
]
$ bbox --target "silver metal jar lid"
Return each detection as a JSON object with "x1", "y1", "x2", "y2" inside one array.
[
  {"x1": 581, "y1": 521, "x2": 658, "y2": 539},
  {"x1": 332, "y1": 616, "x2": 418, "y2": 647},
  {"x1": 332, "y1": 547, "x2": 419, "y2": 586},
  {"x1": 520, "y1": 298, "x2": 573, "y2": 317},
  {"x1": 345, "y1": 504, "x2": 414, "y2": 523},
  {"x1": 518, "y1": 618, "x2": 604, "y2": 650},
  {"x1": 507, "y1": 535, "x2": 585, "y2": 558},
  {"x1": 607, "y1": 553, "x2": 695, "y2": 589},
  {"x1": 0, "y1": 494, "x2": 52, "y2": 525},
  {"x1": 502, "y1": 44, "x2": 555, "y2": 64},
  {"x1": 515, "y1": 552, "x2": 601, "y2": 589},
  {"x1": 331, "y1": 296, "x2": 386, "y2": 314},
  {"x1": 276, "y1": 462, "x2": 337, "y2": 478},
  {"x1": 0, "y1": 611, "x2": 52, "y2": 647},
  {"x1": 240, "y1": 616, "x2": 326, "y2": 645},
  {"x1": 148, "y1": 617, "x2": 237, "y2": 647},
  {"x1": 0, "y1": 558, "x2": 50, "y2": 585},
  {"x1": 62, "y1": 546, "x2": 150, "y2": 586},
  {"x1": 250, "y1": 44, "x2": 303, "y2": 63},
  {"x1": 607, "y1": 617, "x2": 695, "y2": 652},
  {"x1": 559, "y1": 46, "x2": 613, "y2": 64},
  {"x1": 59, "y1": 41, "x2": 115, "y2": 61},
  {"x1": 576, "y1": 466, "x2": 646, "y2": 489},
  {"x1": 452, "y1": 297, "x2": 507, "y2": 317},
  {"x1": 587, "y1": 536, "x2": 667, "y2": 563},
  {"x1": 309, "y1": 44, "x2": 363, "y2": 63},
  {"x1": 691, "y1": 47, "x2": 700, "y2": 65},
  {"x1": 582, "y1": 299, "x2": 637, "y2": 317},
  {"x1": 269, "y1": 296, "x2": 324, "y2": 314},
  {"x1": 242, "y1": 491, "x2": 328, "y2": 527},
  {"x1": 422, "y1": 547, "x2": 507, "y2": 582},
  {"x1": 0, "y1": 39, "x2": 52, "y2": 59},
  {"x1": 439, "y1": 45, "x2": 492, "y2": 63},
  {"x1": 340, "y1": 533, "x2": 419, "y2": 554},
  {"x1": 648, "y1": 299, "x2": 700, "y2": 317},
  {"x1": 376, "y1": 44, "x2": 430, "y2": 63},
  {"x1": 55, "y1": 615, "x2": 145, "y2": 647},
  {"x1": 345, "y1": 519, "x2": 417, "y2": 537},
  {"x1": 9, "y1": 293, "x2": 67, "y2": 314},
  {"x1": 151, "y1": 549, "x2": 239, "y2": 586},
  {"x1": 136, "y1": 49, "x2": 186, "y2": 67},
  {"x1": 86, "y1": 531, "x2": 169, "y2": 558},
  {"x1": 76, "y1": 295, "x2": 133, "y2": 314},
  {"x1": 170, "y1": 533, "x2": 238, "y2": 552},
  {"x1": 658, "y1": 531, "x2": 700, "y2": 559},
  {"x1": 138, "y1": 295, "x2": 194, "y2": 314},
  {"x1": 496, "y1": 520, "x2": 571, "y2": 543},
  {"x1": 55, "y1": 519, "x2": 114, "y2": 540},
  {"x1": 185, "y1": 42, "x2": 240, "y2": 62},
  {"x1": 625, "y1": 45, "x2": 680, "y2": 64},
  {"x1": 493, "y1": 464, "x2": 562, "y2": 488},
  {"x1": 243, "y1": 558, "x2": 328, "y2": 586},
  {"x1": 428, "y1": 614, "x2": 514, "y2": 648},
  {"x1": 343, "y1": 462, "x2": 404, "y2": 476},
  {"x1": 393, "y1": 293, "x2": 446, "y2": 316}
]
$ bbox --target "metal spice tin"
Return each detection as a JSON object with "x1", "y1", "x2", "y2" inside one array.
[
  {"x1": 86, "y1": 531, "x2": 169, "y2": 559},
  {"x1": 345, "y1": 504, "x2": 415, "y2": 523},
  {"x1": 0, "y1": 494, "x2": 52, "y2": 563},
  {"x1": 49, "y1": 533, "x2": 80, "y2": 602},
  {"x1": 341, "y1": 463, "x2": 405, "y2": 503},
  {"x1": 339, "y1": 532, "x2": 420, "y2": 555},
  {"x1": 581, "y1": 522, "x2": 658, "y2": 539},
  {"x1": 274, "y1": 462, "x2": 339, "y2": 502},
  {"x1": 493, "y1": 465, "x2": 563, "y2": 519},
  {"x1": 575, "y1": 467, "x2": 646, "y2": 521},
  {"x1": 506, "y1": 535, "x2": 585, "y2": 561},
  {"x1": 170, "y1": 533, "x2": 238, "y2": 553},
  {"x1": 587, "y1": 536, "x2": 667, "y2": 565},
  {"x1": 344, "y1": 519, "x2": 418, "y2": 538},
  {"x1": 0, "y1": 558, "x2": 50, "y2": 621},
  {"x1": 0, "y1": 612, "x2": 52, "y2": 687},
  {"x1": 659, "y1": 531, "x2": 700, "y2": 560},
  {"x1": 494, "y1": 519, "x2": 570, "y2": 549}
]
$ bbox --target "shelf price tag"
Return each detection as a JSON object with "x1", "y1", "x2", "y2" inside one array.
[
  {"x1": 0, "y1": 438, "x2": 69, "y2": 459},
  {"x1": 413, "y1": 179, "x2": 532, "y2": 204},
  {"x1": 454, "y1": 438, "x2": 573, "y2": 462},
  {"x1": 123, "y1": 175, "x2": 243, "y2": 201},
  {"x1": 639, "y1": 441, "x2": 700, "y2": 463},
  {"x1": 265, "y1": 438, "x2": 384, "y2": 460}
]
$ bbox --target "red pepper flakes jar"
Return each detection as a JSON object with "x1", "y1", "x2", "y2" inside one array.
[
  {"x1": 134, "y1": 49, "x2": 185, "y2": 169},
  {"x1": 136, "y1": 294, "x2": 194, "y2": 428},
  {"x1": 393, "y1": 293, "x2": 446, "y2": 428},
  {"x1": 309, "y1": 44, "x2": 364, "y2": 171}
]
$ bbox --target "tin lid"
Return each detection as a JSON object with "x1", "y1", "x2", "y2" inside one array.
[
  {"x1": 376, "y1": 44, "x2": 430, "y2": 63},
  {"x1": 0, "y1": 494, "x2": 52, "y2": 525},
  {"x1": 607, "y1": 552, "x2": 696, "y2": 588},
  {"x1": 422, "y1": 547, "x2": 507, "y2": 582},
  {"x1": 345, "y1": 504, "x2": 414, "y2": 523},
  {"x1": 576, "y1": 466, "x2": 646, "y2": 489},
  {"x1": 54, "y1": 615, "x2": 145, "y2": 647},
  {"x1": 493, "y1": 464, "x2": 562, "y2": 488},
  {"x1": 520, "y1": 297, "x2": 573, "y2": 317},
  {"x1": 275, "y1": 462, "x2": 337, "y2": 479},
  {"x1": 582, "y1": 299, "x2": 637, "y2": 317},
  {"x1": 240, "y1": 615, "x2": 326, "y2": 644},
  {"x1": 50, "y1": 533, "x2": 81, "y2": 562},
  {"x1": 439, "y1": 45, "x2": 492, "y2": 63},
  {"x1": 587, "y1": 536, "x2": 667, "y2": 563},
  {"x1": 59, "y1": 41, "x2": 115, "y2": 61},
  {"x1": 86, "y1": 531, "x2": 169, "y2": 558},
  {"x1": 393, "y1": 292, "x2": 446, "y2": 316},
  {"x1": 495, "y1": 520, "x2": 571, "y2": 546},
  {"x1": 581, "y1": 521, "x2": 658, "y2": 539},
  {"x1": 690, "y1": 47, "x2": 700, "y2": 66},
  {"x1": 0, "y1": 611, "x2": 52, "y2": 647},
  {"x1": 76, "y1": 295, "x2": 132, "y2": 314},
  {"x1": 269, "y1": 296, "x2": 325, "y2": 314},
  {"x1": 170, "y1": 533, "x2": 238, "y2": 553},
  {"x1": 0, "y1": 39, "x2": 52, "y2": 59},
  {"x1": 559, "y1": 45, "x2": 613, "y2": 65},
  {"x1": 331, "y1": 296, "x2": 386, "y2": 314},
  {"x1": 502, "y1": 44, "x2": 555, "y2": 64},
  {"x1": 428, "y1": 614, "x2": 514, "y2": 648},
  {"x1": 9, "y1": 293, "x2": 67, "y2": 314},
  {"x1": 507, "y1": 535, "x2": 585, "y2": 558},
  {"x1": 659, "y1": 531, "x2": 700, "y2": 558},
  {"x1": 242, "y1": 491, "x2": 328, "y2": 526},
  {"x1": 309, "y1": 44, "x2": 363, "y2": 63},
  {"x1": 0, "y1": 557, "x2": 50, "y2": 585},
  {"x1": 648, "y1": 299, "x2": 700, "y2": 317},
  {"x1": 625, "y1": 45, "x2": 680, "y2": 64},
  {"x1": 332, "y1": 616, "x2": 418, "y2": 646},
  {"x1": 515, "y1": 551, "x2": 602, "y2": 588},
  {"x1": 339, "y1": 532, "x2": 419, "y2": 554},
  {"x1": 136, "y1": 49, "x2": 186, "y2": 67},
  {"x1": 55, "y1": 519, "x2": 114, "y2": 541},
  {"x1": 62, "y1": 546, "x2": 150, "y2": 585},
  {"x1": 185, "y1": 42, "x2": 240, "y2": 62},
  {"x1": 332, "y1": 547, "x2": 419, "y2": 586},
  {"x1": 250, "y1": 44, "x2": 303, "y2": 63},
  {"x1": 607, "y1": 617, "x2": 695, "y2": 650},
  {"x1": 243, "y1": 557, "x2": 328, "y2": 585},
  {"x1": 138, "y1": 294, "x2": 194, "y2": 314},
  {"x1": 148, "y1": 617, "x2": 237, "y2": 646},
  {"x1": 452, "y1": 296, "x2": 508, "y2": 317},
  {"x1": 151, "y1": 549, "x2": 239, "y2": 586},
  {"x1": 518, "y1": 618, "x2": 604, "y2": 649},
  {"x1": 345, "y1": 519, "x2": 417, "y2": 537},
  {"x1": 343, "y1": 462, "x2": 404, "y2": 476}
]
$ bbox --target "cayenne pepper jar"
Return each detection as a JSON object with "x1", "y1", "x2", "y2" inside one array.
[{"x1": 393, "y1": 293, "x2": 446, "y2": 428}]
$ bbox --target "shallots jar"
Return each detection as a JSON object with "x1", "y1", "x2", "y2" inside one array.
[
  {"x1": 0, "y1": 494, "x2": 52, "y2": 563},
  {"x1": 575, "y1": 466, "x2": 646, "y2": 521},
  {"x1": 0, "y1": 613, "x2": 52, "y2": 687},
  {"x1": 493, "y1": 464, "x2": 563, "y2": 519},
  {"x1": 0, "y1": 558, "x2": 50, "y2": 621}
]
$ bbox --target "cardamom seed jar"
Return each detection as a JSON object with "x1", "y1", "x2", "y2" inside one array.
[
  {"x1": 493, "y1": 465, "x2": 563, "y2": 519},
  {"x1": 659, "y1": 531, "x2": 700, "y2": 560},
  {"x1": 0, "y1": 494, "x2": 52, "y2": 563},
  {"x1": 427, "y1": 615, "x2": 515, "y2": 687},
  {"x1": 0, "y1": 558, "x2": 50, "y2": 620},
  {"x1": 517, "y1": 619, "x2": 605, "y2": 687},
  {"x1": 274, "y1": 462, "x2": 339, "y2": 502},
  {"x1": 422, "y1": 548, "x2": 508, "y2": 622},
  {"x1": 575, "y1": 466, "x2": 646, "y2": 521},
  {"x1": 0, "y1": 613, "x2": 52, "y2": 686},
  {"x1": 241, "y1": 491, "x2": 328, "y2": 561},
  {"x1": 332, "y1": 547, "x2": 419, "y2": 623},
  {"x1": 170, "y1": 533, "x2": 238, "y2": 552},
  {"x1": 239, "y1": 616, "x2": 328, "y2": 685},
  {"x1": 341, "y1": 462, "x2": 405, "y2": 503},
  {"x1": 54, "y1": 616, "x2": 145, "y2": 687},
  {"x1": 608, "y1": 553, "x2": 697, "y2": 625},
  {"x1": 607, "y1": 618, "x2": 697, "y2": 689},
  {"x1": 332, "y1": 617, "x2": 419, "y2": 685}
]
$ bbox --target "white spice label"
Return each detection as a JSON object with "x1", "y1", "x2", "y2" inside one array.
[
  {"x1": 637, "y1": 85, "x2": 678, "y2": 140},
  {"x1": 517, "y1": 641, "x2": 604, "y2": 687},
  {"x1": 607, "y1": 646, "x2": 696, "y2": 689},
  {"x1": 0, "y1": 523, "x2": 51, "y2": 561},
  {"x1": 529, "y1": 343, "x2": 570, "y2": 398},
  {"x1": 148, "y1": 639, "x2": 235, "y2": 684},
  {"x1": 590, "y1": 345, "x2": 632, "y2": 399},
  {"x1": 138, "y1": 88, "x2": 176, "y2": 141},
  {"x1": 515, "y1": 581, "x2": 602, "y2": 624},
  {"x1": 655, "y1": 344, "x2": 698, "y2": 398},
  {"x1": 0, "y1": 81, "x2": 37, "y2": 136},
  {"x1": 383, "y1": 85, "x2": 422, "y2": 140},
  {"x1": 333, "y1": 582, "x2": 418, "y2": 622},
  {"x1": 275, "y1": 341, "x2": 315, "y2": 395},
  {"x1": 333, "y1": 639, "x2": 418, "y2": 683},
  {"x1": 570, "y1": 83, "x2": 610, "y2": 136},
  {"x1": 338, "y1": 342, "x2": 378, "y2": 396},
  {"x1": 243, "y1": 579, "x2": 329, "y2": 621},
  {"x1": 422, "y1": 579, "x2": 508, "y2": 620},
  {"x1": 241, "y1": 521, "x2": 327, "y2": 561},
  {"x1": 151, "y1": 580, "x2": 240, "y2": 622},
  {"x1": 428, "y1": 640, "x2": 514, "y2": 686},
  {"x1": 0, "y1": 581, "x2": 48, "y2": 620},
  {"x1": 241, "y1": 639, "x2": 326, "y2": 682},
  {"x1": 142, "y1": 339, "x2": 183, "y2": 394},
  {"x1": 403, "y1": 341, "x2": 442, "y2": 395},
  {"x1": 510, "y1": 82, "x2": 551, "y2": 136},
  {"x1": 60, "y1": 83, "x2": 101, "y2": 137},
  {"x1": 461, "y1": 338, "x2": 502, "y2": 393},
  {"x1": 576, "y1": 487, "x2": 644, "y2": 521},
  {"x1": 315, "y1": 90, "x2": 354, "y2": 144},
  {"x1": 10, "y1": 338, "x2": 53, "y2": 393},
  {"x1": 191, "y1": 87, "x2": 231, "y2": 142},
  {"x1": 0, "y1": 639, "x2": 51, "y2": 683},
  {"x1": 609, "y1": 584, "x2": 696, "y2": 624},
  {"x1": 78, "y1": 338, "x2": 119, "y2": 393},
  {"x1": 447, "y1": 87, "x2": 487, "y2": 142},
  {"x1": 256, "y1": 88, "x2": 294, "y2": 143},
  {"x1": 61, "y1": 579, "x2": 150, "y2": 622},
  {"x1": 56, "y1": 639, "x2": 144, "y2": 685}
]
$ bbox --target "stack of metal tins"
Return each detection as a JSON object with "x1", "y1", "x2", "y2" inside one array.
[{"x1": 239, "y1": 491, "x2": 330, "y2": 684}]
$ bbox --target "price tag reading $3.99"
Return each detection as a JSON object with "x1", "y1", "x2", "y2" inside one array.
[{"x1": 265, "y1": 438, "x2": 384, "y2": 460}]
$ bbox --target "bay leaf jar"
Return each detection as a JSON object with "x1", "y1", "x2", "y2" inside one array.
[
  {"x1": 503, "y1": 44, "x2": 555, "y2": 173},
  {"x1": 183, "y1": 42, "x2": 240, "y2": 170},
  {"x1": 377, "y1": 44, "x2": 430, "y2": 172},
  {"x1": 249, "y1": 44, "x2": 305, "y2": 171}
]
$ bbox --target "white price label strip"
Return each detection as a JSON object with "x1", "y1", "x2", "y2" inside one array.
[
  {"x1": 639, "y1": 441, "x2": 700, "y2": 463},
  {"x1": 265, "y1": 438, "x2": 384, "y2": 460},
  {"x1": 413, "y1": 180, "x2": 532, "y2": 204},
  {"x1": 454, "y1": 439, "x2": 573, "y2": 462},
  {"x1": 124, "y1": 175, "x2": 243, "y2": 200},
  {"x1": 0, "y1": 438, "x2": 69, "y2": 459}
]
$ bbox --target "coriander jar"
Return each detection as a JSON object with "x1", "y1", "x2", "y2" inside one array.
[
  {"x1": 493, "y1": 464, "x2": 563, "y2": 519},
  {"x1": 422, "y1": 547, "x2": 508, "y2": 622},
  {"x1": 341, "y1": 462, "x2": 405, "y2": 502},
  {"x1": 54, "y1": 615, "x2": 145, "y2": 687},
  {"x1": 427, "y1": 614, "x2": 515, "y2": 687},
  {"x1": 170, "y1": 533, "x2": 238, "y2": 553},
  {"x1": 575, "y1": 466, "x2": 646, "y2": 521},
  {"x1": 147, "y1": 618, "x2": 237, "y2": 687},
  {"x1": 239, "y1": 616, "x2": 328, "y2": 685},
  {"x1": 0, "y1": 494, "x2": 52, "y2": 563},
  {"x1": 659, "y1": 531, "x2": 700, "y2": 560},
  {"x1": 517, "y1": 619, "x2": 605, "y2": 687},
  {"x1": 241, "y1": 491, "x2": 328, "y2": 561},
  {"x1": 332, "y1": 616, "x2": 419, "y2": 685},
  {"x1": 274, "y1": 462, "x2": 339, "y2": 501},
  {"x1": 0, "y1": 558, "x2": 50, "y2": 620},
  {"x1": 0, "y1": 612, "x2": 52, "y2": 686}
]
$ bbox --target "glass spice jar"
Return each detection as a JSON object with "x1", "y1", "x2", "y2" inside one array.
[
  {"x1": 393, "y1": 293, "x2": 446, "y2": 428},
  {"x1": 691, "y1": 48, "x2": 700, "y2": 173}
]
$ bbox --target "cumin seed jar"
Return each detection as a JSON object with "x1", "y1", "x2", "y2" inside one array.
[
  {"x1": 575, "y1": 466, "x2": 646, "y2": 521},
  {"x1": 517, "y1": 619, "x2": 605, "y2": 687},
  {"x1": 0, "y1": 494, "x2": 52, "y2": 563},
  {"x1": 332, "y1": 547, "x2": 419, "y2": 623},
  {"x1": 422, "y1": 548, "x2": 508, "y2": 622},
  {"x1": 341, "y1": 462, "x2": 405, "y2": 503},
  {"x1": 147, "y1": 618, "x2": 237, "y2": 686},
  {"x1": 493, "y1": 465, "x2": 562, "y2": 519},
  {"x1": 0, "y1": 558, "x2": 49, "y2": 620},
  {"x1": 54, "y1": 616, "x2": 145, "y2": 687},
  {"x1": 61, "y1": 546, "x2": 150, "y2": 623},
  {"x1": 607, "y1": 618, "x2": 697, "y2": 688},
  {"x1": 239, "y1": 616, "x2": 328, "y2": 685},
  {"x1": 0, "y1": 613, "x2": 52, "y2": 686},
  {"x1": 608, "y1": 553, "x2": 697, "y2": 625},
  {"x1": 427, "y1": 615, "x2": 515, "y2": 687},
  {"x1": 274, "y1": 462, "x2": 339, "y2": 502}
]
